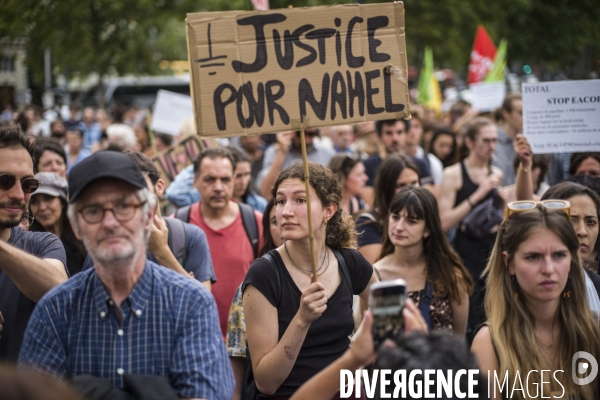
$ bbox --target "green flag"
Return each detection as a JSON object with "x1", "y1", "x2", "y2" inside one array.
[
  {"x1": 484, "y1": 39, "x2": 507, "y2": 82},
  {"x1": 417, "y1": 46, "x2": 441, "y2": 115},
  {"x1": 417, "y1": 46, "x2": 434, "y2": 104}
]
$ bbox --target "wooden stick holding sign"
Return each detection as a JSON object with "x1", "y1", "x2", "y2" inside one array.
[
  {"x1": 185, "y1": 3, "x2": 411, "y2": 273},
  {"x1": 292, "y1": 116, "x2": 319, "y2": 280}
]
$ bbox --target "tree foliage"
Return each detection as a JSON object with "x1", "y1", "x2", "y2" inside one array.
[{"x1": 1, "y1": 0, "x2": 597, "y2": 104}]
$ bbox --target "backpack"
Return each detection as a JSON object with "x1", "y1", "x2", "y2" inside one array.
[
  {"x1": 459, "y1": 191, "x2": 504, "y2": 240},
  {"x1": 163, "y1": 217, "x2": 188, "y2": 266},
  {"x1": 244, "y1": 249, "x2": 353, "y2": 400},
  {"x1": 175, "y1": 202, "x2": 259, "y2": 259}
]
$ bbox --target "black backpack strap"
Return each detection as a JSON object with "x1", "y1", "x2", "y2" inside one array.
[
  {"x1": 174, "y1": 205, "x2": 192, "y2": 223},
  {"x1": 332, "y1": 249, "x2": 353, "y2": 299},
  {"x1": 163, "y1": 217, "x2": 188, "y2": 267},
  {"x1": 262, "y1": 251, "x2": 281, "y2": 308},
  {"x1": 239, "y1": 202, "x2": 259, "y2": 260}
]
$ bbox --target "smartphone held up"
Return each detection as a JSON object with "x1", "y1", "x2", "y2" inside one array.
[{"x1": 369, "y1": 279, "x2": 407, "y2": 348}]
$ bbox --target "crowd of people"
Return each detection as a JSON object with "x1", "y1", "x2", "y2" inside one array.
[{"x1": 0, "y1": 92, "x2": 599, "y2": 400}]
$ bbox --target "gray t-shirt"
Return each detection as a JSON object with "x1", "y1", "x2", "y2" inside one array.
[{"x1": 0, "y1": 227, "x2": 67, "y2": 361}]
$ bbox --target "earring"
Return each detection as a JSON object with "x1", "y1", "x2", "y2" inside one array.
[
  {"x1": 514, "y1": 292, "x2": 519, "y2": 300},
  {"x1": 563, "y1": 276, "x2": 571, "y2": 300},
  {"x1": 323, "y1": 219, "x2": 327, "y2": 226}
]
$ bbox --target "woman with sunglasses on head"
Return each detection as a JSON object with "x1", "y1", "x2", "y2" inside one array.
[
  {"x1": 242, "y1": 162, "x2": 377, "y2": 399},
  {"x1": 472, "y1": 202, "x2": 600, "y2": 400},
  {"x1": 469, "y1": 180, "x2": 600, "y2": 342},
  {"x1": 355, "y1": 153, "x2": 421, "y2": 264},
  {"x1": 28, "y1": 172, "x2": 87, "y2": 276},
  {"x1": 328, "y1": 154, "x2": 368, "y2": 216},
  {"x1": 374, "y1": 187, "x2": 473, "y2": 335}
]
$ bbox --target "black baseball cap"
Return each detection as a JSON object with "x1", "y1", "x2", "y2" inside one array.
[{"x1": 68, "y1": 151, "x2": 147, "y2": 203}]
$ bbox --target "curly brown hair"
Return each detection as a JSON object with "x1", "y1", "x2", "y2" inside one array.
[{"x1": 272, "y1": 162, "x2": 358, "y2": 249}]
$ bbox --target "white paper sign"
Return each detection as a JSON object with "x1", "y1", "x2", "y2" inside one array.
[
  {"x1": 470, "y1": 82, "x2": 506, "y2": 112},
  {"x1": 151, "y1": 90, "x2": 193, "y2": 136},
  {"x1": 523, "y1": 80, "x2": 600, "y2": 153}
]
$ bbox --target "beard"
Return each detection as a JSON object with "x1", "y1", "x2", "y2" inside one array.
[
  {"x1": 84, "y1": 226, "x2": 148, "y2": 267},
  {"x1": 385, "y1": 143, "x2": 401, "y2": 154},
  {"x1": 0, "y1": 200, "x2": 27, "y2": 229}
]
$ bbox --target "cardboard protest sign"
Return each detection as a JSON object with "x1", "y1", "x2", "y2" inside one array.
[
  {"x1": 152, "y1": 135, "x2": 205, "y2": 185},
  {"x1": 151, "y1": 90, "x2": 194, "y2": 136},
  {"x1": 186, "y1": 2, "x2": 410, "y2": 137},
  {"x1": 523, "y1": 79, "x2": 600, "y2": 153}
]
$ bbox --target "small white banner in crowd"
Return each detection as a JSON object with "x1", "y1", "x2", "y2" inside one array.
[
  {"x1": 470, "y1": 82, "x2": 506, "y2": 112},
  {"x1": 151, "y1": 90, "x2": 194, "y2": 136},
  {"x1": 523, "y1": 79, "x2": 600, "y2": 153}
]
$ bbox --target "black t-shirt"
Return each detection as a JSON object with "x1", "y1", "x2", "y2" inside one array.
[
  {"x1": 0, "y1": 227, "x2": 67, "y2": 361},
  {"x1": 363, "y1": 154, "x2": 433, "y2": 187},
  {"x1": 242, "y1": 248, "x2": 373, "y2": 398}
]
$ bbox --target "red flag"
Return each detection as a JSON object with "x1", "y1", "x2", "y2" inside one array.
[
  {"x1": 251, "y1": 0, "x2": 269, "y2": 11},
  {"x1": 468, "y1": 25, "x2": 497, "y2": 85}
]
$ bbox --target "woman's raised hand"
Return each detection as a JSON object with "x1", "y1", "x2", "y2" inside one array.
[{"x1": 514, "y1": 134, "x2": 533, "y2": 167}]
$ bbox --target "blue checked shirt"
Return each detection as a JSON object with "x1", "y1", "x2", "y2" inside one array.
[{"x1": 19, "y1": 260, "x2": 234, "y2": 400}]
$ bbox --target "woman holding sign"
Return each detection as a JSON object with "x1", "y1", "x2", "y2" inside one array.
[{"x1": 242, "y1": 162, "x2": 377, "y2": 398}]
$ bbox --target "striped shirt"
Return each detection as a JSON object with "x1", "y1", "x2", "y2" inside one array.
[{"x1": 19, "y1": 260, "x2": 234, "y2": 400}]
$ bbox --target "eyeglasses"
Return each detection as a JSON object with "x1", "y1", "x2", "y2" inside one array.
[
  {"x1": 0, "y1": 174, "x2": 40, "y2": 194},
  {"x1": 505, "y1": 200, "x2": 571, "y2": 220},
  {"x1": 78, "y1": 201, "x2": 146, "y2": 224},
  {"x1": 476, "y1": 138, "x2": 498, "y2": 146}
]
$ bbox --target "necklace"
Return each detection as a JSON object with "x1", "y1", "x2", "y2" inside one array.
[
  {"x1": 537, "y1": 325, "x2": 556, "y2": 350},
  {"x1": 535, "y1": 337, "x2": 555, "y2": 349},
  {"x1": 285, "y1": 241, "x2": 327, "y2": 276}
]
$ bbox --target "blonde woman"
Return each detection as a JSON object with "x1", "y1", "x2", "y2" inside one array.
[{"x1": 472, "y1": 202, "x2": 600, "y2": 399}]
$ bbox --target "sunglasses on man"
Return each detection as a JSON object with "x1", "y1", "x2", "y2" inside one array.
[{"x1": 0, "y1": 173, "x2": 40, "y2": 194}]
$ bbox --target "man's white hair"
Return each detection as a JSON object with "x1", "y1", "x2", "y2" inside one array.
[{"x1": 106, "y1": 123, "x2": 137, "y2": 151}]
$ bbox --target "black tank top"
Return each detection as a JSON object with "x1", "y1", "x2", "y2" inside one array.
[{"x1": 455, "y1": 160, "x2": 482, "y2": 207}]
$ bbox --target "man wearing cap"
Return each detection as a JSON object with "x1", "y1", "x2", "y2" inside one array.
[
  {"x1": 80, "y1": 151, "x2": 216, "y2": 290},
  {"x1": 0, "y1": 126, "x2": 68, "y2": 362},
  {"x1": 19, "y1": 152, "x2": 234, "y2": 400}
]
